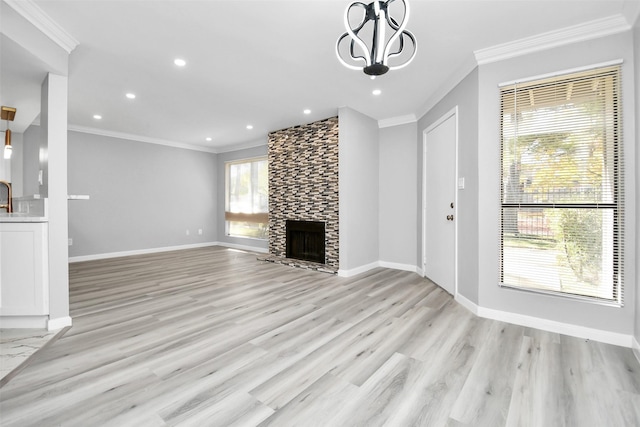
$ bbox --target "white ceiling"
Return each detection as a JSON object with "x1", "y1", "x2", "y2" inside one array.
[{"x1": 1, "y1": 0, "x2": 638, "y2": 152}]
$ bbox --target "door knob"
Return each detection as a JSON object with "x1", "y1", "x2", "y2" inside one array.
[{"x1": 446, "y1": 215, "x2": 454, "y2": 221}]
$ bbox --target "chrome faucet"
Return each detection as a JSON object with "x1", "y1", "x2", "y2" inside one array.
[{"x1": 0, "y1": 180, "x2": 12, "y2": 213}]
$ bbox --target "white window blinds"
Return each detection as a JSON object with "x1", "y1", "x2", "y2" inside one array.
[
  {"x1": 500, "y1": 65, "x2": 623, "y2": 305},
  {"x1": 225, "y1": 157, "x2": 269, "y2": 239}
]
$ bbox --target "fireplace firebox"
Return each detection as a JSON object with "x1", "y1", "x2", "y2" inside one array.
[{"x1": 286, "y1": 220, "x2": 325, "y2": 264}]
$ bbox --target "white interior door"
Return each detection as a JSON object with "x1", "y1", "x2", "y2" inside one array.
[{"x1": 423, "y1": 108, "x2": 457, "y2": 295}]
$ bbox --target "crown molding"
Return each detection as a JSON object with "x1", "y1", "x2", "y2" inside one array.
[
  {"x1": 67, "y1": 125, "x2": 218, "y2": 154},
  {"x1": 215, "y1": 138, "x2": 267, "y2": 154},
  {"x1": 474, "y1": 14, "x2": 631, "y2": 65},
  {"x1": 378, "y1": 114, "x2": 417, "y2": 128},
  {"x1": 4, "y1": 0, "x2": 79, "y2": 53},
  {"x1": 415, "y1": 54, "x2": 478, "y2": 121}
]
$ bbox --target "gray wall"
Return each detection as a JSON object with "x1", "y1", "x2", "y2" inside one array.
[
  {"x1": 216, "y1": 143, "x2": 268, "y2": 252},
  {"x1": 379, "y1": 122, "x2": 418, "y2": 268},
  {"x1": 338, "y1": 106, "x2": 380, "y2": 272},
  {"x1": 417, "y1": 68, "x2": 480, "y2": 304},
  {"x1": 21, "y1": 124, "x2": 43, "y2": 197},
  {"x1": 477, "y1": 32, "x2": 636, "y2": 334},
  {"x1": 634, "y1": 19, "x2": 640, "y2": 349},
  {"x1": 68, "y1": 131, "x2": 217, "y2": 257}
]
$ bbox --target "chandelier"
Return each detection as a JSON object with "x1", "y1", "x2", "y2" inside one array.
[{"x1": 336, "y1": 0, "x2": 417, "y2": 76}]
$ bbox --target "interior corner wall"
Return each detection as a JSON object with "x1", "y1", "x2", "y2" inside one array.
[
  {"x1": 67, "y1": 131, "x2": 218, "y2": 258},
  {"x1": 338, "y1": 107, "x2": 379, "y2": 272},
  {"x1": 417, "y1": 68, "x2": 480, "y2": 304},
  {"x1": 378, "y1": 122, "x2": 418, "y2": 268},
  {"x1": 216, "y1": 144, "x2": 268, "y2": 252},
  {"x1": 477, "y1": 31, "x2": 636, "y2": 335}
]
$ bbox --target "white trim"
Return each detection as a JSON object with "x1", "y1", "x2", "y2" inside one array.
[
  {"x1": 475, "y1": 15, "x2": 630, "y2": 65},
  {"x1": 215, "y1": 139, "x2": 267, "y2": 154},
  {"x1": 68, "y1": 242, "x2": 220, "y2": 263},
  {"x1": 4, "y1": 0, "x2": 79, "y2": 53},
  {"x1": 378, "y1": 261, "x2": 418, "y2": 273},
  {"x1": 455, "y1": 293, "x2": 479, "y2": 315},
  {"x1": 47, "y1": 316, "x2": 72, "y2": 331},
  {"x1": 215, "y1": 241, "x2": 268, "y2": 254},
  {"x1": 67, "y1": 126, "x2": 218, "y2": 153},
  {"x1": 338, "y1": 261, "x2": 380, "y2": 278},
  {"x1": 415, "y1": 55, "x2": 477, "y2": 120},
  {"x1": 633, "y1": 337, "x2": 640, "y2": 365},
  {"x1": 498, "y1": 59, "x2": 623, "y2": 88},
  {"x1": 456, "y1": 295, "x2": 633, "y2": 348},
  {"x1": 0, "y1": 315, "x2": 48, "y2": 328},
  {"x1": 378, "y1": 114, "x2": 417, "y2": 129}
]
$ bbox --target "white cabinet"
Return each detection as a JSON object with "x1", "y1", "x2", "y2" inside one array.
[{"x1": 0, "y1": 222, "x2": 49, "y2": 316}]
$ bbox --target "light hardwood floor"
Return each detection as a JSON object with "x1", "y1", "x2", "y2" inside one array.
[{"x1": 1, "y1": 246, "x2": 639, "y2": 426}]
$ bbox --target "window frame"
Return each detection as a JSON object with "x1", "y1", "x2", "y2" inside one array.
[
  {"x1": 224, "y1": 156, "x2": 269, "y2": 240},
  {"x1": 498, "y1": 63, "x2": 624, "y2": 306}
]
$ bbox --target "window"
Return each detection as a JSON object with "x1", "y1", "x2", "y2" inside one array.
[
  {"x1": 225, "y1": 157, "x2": 268, "y2": 239},
  {"x1": 500, "y1": 64, "x2": 623, "y2": 304}
]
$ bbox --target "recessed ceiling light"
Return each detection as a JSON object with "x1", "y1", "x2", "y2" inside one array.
[
  {"x1": 205, "y1": 137, "x2": 212, "y2": 142},
  {"x1": 126, "y1": 93, "x2": 136, "y2": 99},
  {"x1": 93, "y1": 114, "x2": 102, "y2": 120},
  {"x1": 174, "y1": 58, "x2": 186, "y2": 67},
  {"x1": 303, "y1": 109, "x2": 311, "y2": 115},
  {"x1": 246, "y1": 125, "x2": 254, "y2": 130},
  {"x1": 372, "y1": 89, "x2": 382, "y2": 96}
]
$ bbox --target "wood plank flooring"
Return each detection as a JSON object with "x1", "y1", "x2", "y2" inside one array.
[{"x1": 1, "y1": 246, "x2": 639, "y2": 426}]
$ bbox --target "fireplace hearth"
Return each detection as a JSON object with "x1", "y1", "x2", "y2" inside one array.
[{"x1": 286, "y1": 220, "x2": 325, "y2": 264}]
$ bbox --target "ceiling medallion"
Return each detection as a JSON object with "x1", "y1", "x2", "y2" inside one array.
[{"x1": 336, "y1": 0, "x2": 417, "y2": 76}]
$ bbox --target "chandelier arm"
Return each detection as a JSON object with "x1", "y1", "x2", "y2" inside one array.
[
  {"x1": 386, "y1": 30, "x2": 405, "y2": 58},
  {"x1": 388, "y1": 30, "x2": 417, "y2": 70},
  {"x1": 386, "y1": 12, "x2": 401, "y2": 31},
  {"x1": 336, "y1": 33, "x2": 368, "y2": 70},
  {"x1": 344, "y1": 2, "x2": 372, "y2": 67},
  {"x1": 382, "y1": 0, "x2": 410, "y2": 64}
]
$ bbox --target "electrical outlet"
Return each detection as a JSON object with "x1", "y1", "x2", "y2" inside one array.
[
  {"x1": 68, "y1": 238, "x2": 73, "y2": 246},
  {"x1": 186, "y1": 229, "x2": 190, "y2": 236},
  {"x1": 198, "y1": 229, "x2": 203, "y2": 235}
]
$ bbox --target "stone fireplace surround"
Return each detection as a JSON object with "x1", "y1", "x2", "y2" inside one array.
[{"x1": 266, "y1": 116, "x2": 339, "y2": 271}]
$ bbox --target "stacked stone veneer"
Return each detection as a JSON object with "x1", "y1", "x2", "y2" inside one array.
[{"x1": 268, "y1": 116, "x2": 339, "y2": 269}]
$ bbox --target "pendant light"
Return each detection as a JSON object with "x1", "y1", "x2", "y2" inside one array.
[{"x1": 336, "y1": 0, "x2": 417, "y2": 76}]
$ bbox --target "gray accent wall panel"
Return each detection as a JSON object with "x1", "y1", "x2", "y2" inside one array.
[
  {"x1": 68, "y1": 131, "x2": 217, "y2": 257},
  {"x1": 339, "y1": 107, "x2": 379, "y2": 272},
  {"x1": 379, "y1": 122, "x2": 418, "y2": 267}
]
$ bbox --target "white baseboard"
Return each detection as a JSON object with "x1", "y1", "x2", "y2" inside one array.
[
  {"x1": 69, "y1": 242, "x2": 220, "y2": 263},
  {"x1": 69, "y1": 241, "x2": 269, "y2": 263},
  {"x1": 455, "y1": 293, "x2": 479, "y2": 315},
  {"x1": 339, "y1": 260, "x2": 423, "y2": 278},
  {"x1": 455, "y1": 294, "x2": 633, "y2": 348},
  {"x1": 378, "y1": 261, "x2": 419, "y2": 273},
  {"x1": 338, "y1": 261, "x2": 380, "y2": 278},
  {"x1": 214, "y1": 241, "x2": 268, "y2": 254},
  {"x1": 0, "y1": 315, "x2": 48, "y2": 328},
  {"x1": 47, "y1": 316, "x2": 72, "y2": 331},
  {"x1": 633, "y1": 337, "x2": 640, "y2": 365}
]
